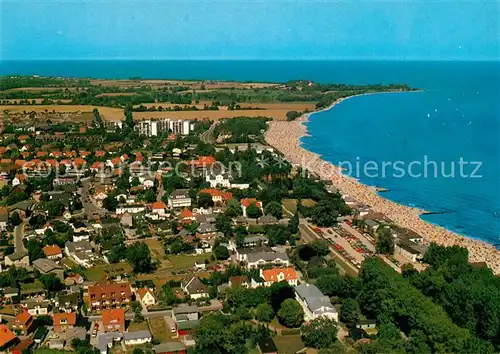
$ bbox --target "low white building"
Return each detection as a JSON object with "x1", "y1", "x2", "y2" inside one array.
[
  {"x1": 116, "y1": 204, "x2": 146, "y2": 215},
  {"x1": 123, "y1": 330, "x2": 152, "y2": 346},
  {"x1": 24, "y1": 300, "x2": 50, "y2": 317}
]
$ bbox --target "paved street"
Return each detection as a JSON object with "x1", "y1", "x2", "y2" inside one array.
[
  {"x1": 14, "y1": 223, "x2": 26, "y2": 253},
  {"x1": 80, "y1": 178, "x2": 104, "y2": 218}
]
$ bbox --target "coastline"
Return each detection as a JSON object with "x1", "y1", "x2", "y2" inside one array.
[{"x1": 265, "y1": 93, "x2": 500, "y2": 274}]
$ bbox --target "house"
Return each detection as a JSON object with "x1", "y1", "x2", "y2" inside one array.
[
  {"x1": 258, "y1": 267, "x2": 298, "y2": 287},
  {"x1": 72, "y1": 230, "x2": 90, "y2": 242},
  {"x1": 179, "y1": 208, "x2": 196, "y2": 224},
  {"x1": 258, "y1": 215, "x2": 278, "y2": 225},
  {"x1": 120, "y1": 212, "x2": 133, "y2": 227},
  {"x1": 12, "y1": 174, "x2": 26, "y2": 186},
  {"x1": 356, "y1": 320, "x2": 377, "y2": 330},
  {"x1": 229, "y1": 236, "x2": 268, "y2": 250},
  {"x1": 198, "y1": 188, "x2": 233, "y2": 204},
  {"x1": 241, "y1": 198, "x2": 263, "y2": 217},
  {"x1": 0, "y1": 325, "x2": 17, "y2": 350},
  {"x1": 33, "y1": 258, "x2": 64, "y2": 280},
  {"x1": 205, "y1": 166, "x2": 230, "y2": 188},
  {"x1": 295, "y1": 284, "x2": 338, "y2": 322},
  {"x1": 123, "y1": 330, "x2": 152, "y2": 346},
  {"x1": 143, "y1": 178, "x2": 155, "y2": 188},
  {"x1": 4, "y1": 252, "x2": 30, "y2": 268},
  {"x1": 246, "y1": 251, "x2": 289, "y2": 269},
  {"x1": 0, "y1": 207, "x2": 8, "y2": 230},
  {"x1": 53, "y1": 312, "x2": 77, "y2": 333},
  {"x1": 65, "y1": 240, "x2": 94, "y2": 268},
  {"x1": 95, "y1": 332, "x2": 122, "y2": 354},
  {"x1": 12, "y1": 311, "x2": 33, "y2": 335},
  {"x1": 102, "y1": 308, "x2": 126, "y2": 333},
  {"x1": 181, "y1": 276, "x2": 209, "y2": 299},
  {"x1": 257, "y1": 337, "x2": 278, "y2": 354},
  {"x1": 24, "y1": 300, "x2": 50, "y2": 317},
  {"x1": 3, "y1": 287, "x2": 19, "y2": 302},
  {"x1": 88, "y1": 283, "x2": 132, "y2": 311},
  {"x1": 168, "y1": 189, "x2": 191, "y2": 208},
  {"x1": 395, "y1": 241, "x2": 427, "y2": 263},
  {"x1": 137, "y1": 288, "x2": 157, "y2": 307},
  {"x1": 151, "y1": 201, "x2": 168, "y2": 217},
  {"x1": 54, "y1": 292, "x2": 79, "y2": 312}
]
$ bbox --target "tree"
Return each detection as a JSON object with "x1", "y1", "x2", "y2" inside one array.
[
  {"x1": 301, "y1": 317, "x2": 338, "y2": 349},
  {"x1": 264, "y1": 201, "x2": 283, "y2": 219},
  {"x1": 40, "y1": 273, "x2": 63, "y2": 292},
  {"x1": 214, "y1": 245, "x2": 230, "y2": 260},
  {"x1": 310, "y1": 240, "x2": 330, "y2": 257},
  {"x1": 9, "y1": 212, "x2": 22, "y2": 226},
  {"x1": 311, "y1": 199, "x2": 339, "y2": 227},
  {"x1": 376, "y1": 227, "x2": 394, "y2": 255},
  {"x1": 316, "y1": 274, "x2": 343, "y2": 296},
  {"x1": 277, "y1": 299, "x2": 304, "y2": 328},
  {"x1": 215, "y1": 214, "x2": 233, "y2": 237},
  {"x1": 286, "y1": 111, "x2": 301, "y2": 121},
  {"x1": 126, "y1": 242, "x2": 154, "y2": 273},
  {"x1": 27, "y1": 240, "x2": 44, "y2": 262},
  {"x1": 225, "y1": 199, "x2": 242, "y2": 217},
  {"x1": 102, "y1": 196, "x2": 117, "y2": 212},
  {"x1": 46, "y1": 200, "x2": 64, "y2": 218},
  {"x1": 255, "y1": 303, "x2": 274, "y2": 323},
  {"x1": 142, "y1": 189, "x2": 156, "y2": 203},
  {"x1": 132, "y1": 349, "x2": 144, "y2": 354},
  {"x1": 198, "y1": 192, "x2": 214, "y2": 208},
  {"x1": 340, "y1": 298, "x2": 361, "y2": 323},
  {"x1": 246, "y1": 203, "x2": 263, "y2": 219},
  {"x1": 287, "y1": 211, "x2": 299, "y2": 234}
]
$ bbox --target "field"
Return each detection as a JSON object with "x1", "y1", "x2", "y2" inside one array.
[
  {"x1": 133, "y1": 109, "x2": 296, "y2": 121},
  {"x1": 148, "y1": 316, "x2": 172, "y2": 342},
  {"x1": 0, "y1": 104, "x2": 124, "y2": 121},
  {"x1": 128, "y1": 320, "x2": 150, "y2": 331},
  {"x1": 90, "y1": 79, "x2": 278, "y2": 90},
  {"x1": 84, "y1": 263, "x2": 133, "y2": 282},
  {"x1": 143, "y1": 239, "x2": 165, "y2": 261},
  {"x1": 166, "y1": 253, "x2": 212, "y2": 269},
  {"x1": 282, "y1": 198, "x2": 317, "y2": 214},
  {"x1": 134, "y1": 101, "x2": 316, "y2": 111},
  {"x1": 272, "y1": 335, "x2": 306, "y2": 354}
]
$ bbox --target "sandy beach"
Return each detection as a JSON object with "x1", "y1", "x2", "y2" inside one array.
[{"x1": 265, "y1": 96, "x2": 500, "y2": 274}]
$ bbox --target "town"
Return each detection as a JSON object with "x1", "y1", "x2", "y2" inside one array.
[{"x1": 0, "y1": 77, "x2": 498, "y2": 354}]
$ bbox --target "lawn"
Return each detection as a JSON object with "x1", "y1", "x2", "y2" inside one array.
[
  {"x1": 282, "y1": 198, "x2": 317, "y2": 215},
  {"x1": 166, "y1": 253, "x2": 213, "y2": 270},
  {"x1": 148, "y1": 317, "x2": 173, "y2": 342},
  {"x1": 143, "y1": 239, "x2": 165, "y2": 261},
  {"x1": 128, "y1": 320, "x2": 150, "y2": 332},
  {"x1": 84, "y1": 263, "x2": 133, "y2": 282},
  {"x1": 21, "y1": 279, "x2": 44, "y2": 290},
  {"x1": 273, "y1": 335, "x2": 306, "y2": 354}
]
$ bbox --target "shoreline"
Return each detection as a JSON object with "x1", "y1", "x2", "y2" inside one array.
[{"x1": 265, "y1": 93, "x2": 500, "y2": 274}]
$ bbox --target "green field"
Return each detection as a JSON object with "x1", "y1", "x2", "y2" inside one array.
[
  {"x1": 273, "y1": 335, "x2": 305, "y2": 354},
  {"x1": 166, "y1": 253, "x2": 213, "y2": 270},
  {"x1": 84, "y1": 263, "x2": 133, "y2": 281}
]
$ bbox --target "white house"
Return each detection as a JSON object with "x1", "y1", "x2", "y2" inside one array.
[
  {"x1": 168, "y1": 189, "x2": 191, "y2": 208},
  {"x1": 137, "y1": 288, "x2": 157, "y2": 307},
  {"x1": 24, "y1": 300, "x2": 50, "y2": 317},
  {"x1": 181, "y1": 275, "x2": 209, "y2": 299},
  {"x1": 205, "y1": 168, "x2": 230, "y2": 188},
  {"x1": 151, "y1": 201, "x2": 168, "y2": 218},
  {"x1": 258, "y1": 267, "x2": 298, "y2": 287},
  {"x1": 116, "y1": 204, "x2": 146, "y2": 215},
  {"x1": 295, "y1": 284, "x2": 338, "y2": 322},
  {"x1": 245, "y1": 251, "x2": 290, "y2": 269},
  {"x1": 65, "y1": 241, "x2": 95, "y2": 268},
  {"x1": 143, "y1": 179, "x2": 155, "y2": 188}
]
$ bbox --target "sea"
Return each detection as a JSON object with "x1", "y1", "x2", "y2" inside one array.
[{"x1": 1, "y1": 60, "x2": 499, "y2": 245}]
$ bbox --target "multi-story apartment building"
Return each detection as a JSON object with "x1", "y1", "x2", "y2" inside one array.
[
  {"x1": 88, "y1": 283, "x2": 132, "y2": 311},
  {"x1": 134, "y1": 119, "x2": 193, "y2": 137}
]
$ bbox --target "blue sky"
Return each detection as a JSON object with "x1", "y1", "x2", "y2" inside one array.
[{"x1": 2, "y1": 0, "x2": 499, "y2": 60}]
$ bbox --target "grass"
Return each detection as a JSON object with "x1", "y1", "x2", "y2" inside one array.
[
  {"x1": 143, "y1": 239, "x2": 165, "y2": 261},
  {"x1": 21, "y1": 279, "x2": 44, "y2": 290},
  {"x1": 272, "y1": 335, "x2": 306, "y2": 354},
  {"x1": 128, "y1": 320, "x2": 150, "y2": 331},
  {"x1": 0, "y1": 104, "x2": 124, "y2": 121},
  {"x1": 166, "y1": 253, "x2": 213, "y2": 270},
  {"x1": 282, "y1": 198, "x2": 317, "y2": 214},
  {"x1": 84, "y1": 263, "x2": 133, "y2": 282},
  {"x1": 148, "y1": 316, "x2": 173, "y2": 342},
  {"x1": 133, "y1": 109, "x2": 298, "y2": 121}
]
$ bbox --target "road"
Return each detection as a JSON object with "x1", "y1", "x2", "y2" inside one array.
[
  {"x1": 200, "y1": 121, "x2": 218, "y2": 144},
  {"x1": 86, "y1": 309, "x2": 173, "y2": 322},
  {"x1": 79, "y1": 178, "x2": 104, "y2": 218},
  {"x1": 14, "y1": 223, "x2": 26, "y2": 253}
]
